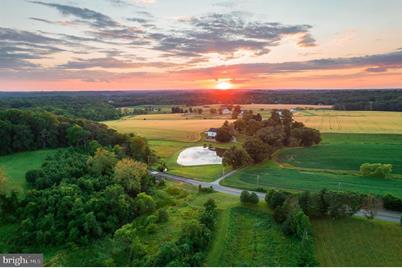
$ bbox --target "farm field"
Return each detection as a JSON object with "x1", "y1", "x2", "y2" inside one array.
[
  {"x1": 294, "y1": 110, "x2": 402, "y2": 134},
  {"x1": 277, "y1": 133, "x2": 402, "y2": 174},
  {"x1": 0, "y1": 149, "x2": 59, "y2": 193},
  {"x1": 312, "y1": 217, "x2": 402, "y2": 266},
  {"x1": 222, "y1": 160, "x2": 402, "y2": 197},
  {"x1": 104, "y1": 117, "x2": 232, "y2": 142},
  {"x1": 223, "y1": 133, "x2": 402, "y2": 197},
  {"x1": 206, "y1": 206, "x2": 307, "y2": 266}
]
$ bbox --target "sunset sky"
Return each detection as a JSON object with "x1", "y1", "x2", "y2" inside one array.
[{"x1": 1, "y1": 0, "x2": 402, "y2": 91}]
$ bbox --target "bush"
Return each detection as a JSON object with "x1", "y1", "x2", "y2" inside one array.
[
  {"x1": 157, "y1": 208, "x2": 169, "y2": 223},
  {"x1": 240, "y1": 190, "x2": 251, "y2": 203},
  {"x1": 266, "y1": 190, "x2": 288, "y2": 209},
  {"x1": 146, "y1": 223, "x2": 157, "y2": 234},
  {"x1": 25, "y1": 169, "x2": 44, "y2": 185},
  {"x1": 360, "y1": 163, "x2": 392, "y2": 178},
  {"x1": 240, "y1": 191, "x2": 259, "y2": 204},
  {"x1": 382, "y1": 194, "x2": 402, "y2": 212},
  {"x1": 198, "y1": 185, "x2": 214, "y2": 193},
  {"x1": 249, "y1": 192, "x2": 259, "y2": 204},
  {"x1": 273, "y1": 205, "x2": 288, "y2": 224},
  {"x1": 134, "y1": 193, "x2": 156, "y2": 215}
]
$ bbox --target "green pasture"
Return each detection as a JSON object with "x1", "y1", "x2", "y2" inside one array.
[
  {"x1": 277, "y1": 133, "x2": 402, "y2": 174},
  {"x1": 222, "y1": 161, "x2": 402, "y2": 197},
  {"x1": 0, "y1": 149, "x2": 59, "y2": 193}
]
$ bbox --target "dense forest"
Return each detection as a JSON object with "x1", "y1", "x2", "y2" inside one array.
[{"x1": 1, "y1": 89, "x2": 402, "y2": 122}]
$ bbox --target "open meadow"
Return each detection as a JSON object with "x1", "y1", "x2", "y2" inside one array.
[
  {"x1": 0, "y1": 149, "x2": 59, "y2": 193},
  {"x1": 206, "y1": 206, "x2": 307, "y2": 266}
]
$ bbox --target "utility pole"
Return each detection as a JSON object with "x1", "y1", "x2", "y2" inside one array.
[{"x1": 257, "y1": 175, "x2": 260, "y2": 188}]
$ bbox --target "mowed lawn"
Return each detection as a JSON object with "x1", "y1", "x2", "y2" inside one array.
[
  {"x1": 104, "y1": 116, "x2": 232, "y2": 142},
  {"x1": 206, "y1": 206, "x2": 306, "y2": 266},
  {"x1": 222, "y1": 161, "x2": 402, "y2": 197},
  {"x1": 312, "y1": 217, "x2": 402, "y2": 266},
  {"x1": 277, "y1": 133, "x2": 402, "y2": 174},
  {"x1": 294, "y1": 110, "x2": 402, "y2": 134},
  {"x1": 0, "y1": 149, "x2": 59, "y2": 193}
]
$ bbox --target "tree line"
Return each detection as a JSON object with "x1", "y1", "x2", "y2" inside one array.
[{"x1": 0, "y1": 109, "x2": 151, "y2": 160}]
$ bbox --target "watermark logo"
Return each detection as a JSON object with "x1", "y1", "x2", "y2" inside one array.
[{"x1": 1, "y1": 254, "x2": 43, "y2": 267}]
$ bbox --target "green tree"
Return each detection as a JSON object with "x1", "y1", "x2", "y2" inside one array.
[
  {"x1": 360, "y1": 163, "x2": 392, "y2": 178},
  {"x1": 66, "y1": 124, "x2": 90, "y2": 146},
  {"x1": 134, "y1": 193, "x2": 156, "y2": 214},
  {"x1": 222, "y1": 146, "x2": 252, "y2": 169},
  {"x1": 113, "y1": 158, "x2": 148, "y2": 196},
  {"x1": 243, "y1": 137, "x2": 272, "y2": 163},
  {"x1": 215, "y1": 121, "x2": 234, "y2": 142},
  {"x1": 87, "y1": 148, "x2": 118, "y2": 176},
  {"x1": 291, "y1": 127, "x2": 321, "y2": 147},
  {"x1": 256, "y1": 126, "x2": 285, "y2": 147}
]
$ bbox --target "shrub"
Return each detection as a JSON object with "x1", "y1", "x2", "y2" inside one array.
[
  {"x1": 273, "y1": 205, "x2": 288, "y2": 224},
  {"x1": 266, "y1": 190, "x2": 288, "y2": 209},
  {"x1": 240, "y1": 190, "x2": 251, "y2": 203},
  {"x1": 382, "y1": 194, "x2": 402, "y2": 212},
  {"x1": 134, "y1": 193, "x2": 156, "y2": 215},
  {"x1": 157, "y1": 208, "x2": 169, "y2": 223},
  {"x1": 146, "y1": 223, "x2": 157, "y2": 234},
  {"x1": 198, "y1": 185, "x2": 214, "y2": 193},
  {"x1": 360, "y1": 163, "x2": 392, "y2": 178},
  {"x1": 25, "y1": 169, "x2": 44, "y2": 185},
  {"x1": 249, "y1": 192, "x2": 259, "y2": 204}
]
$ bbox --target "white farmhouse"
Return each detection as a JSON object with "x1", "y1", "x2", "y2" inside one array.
[
  {"x1": 205, "y1": 128, "x2": 218, "y2": 139},
  {"x1": 222, "y1": 108, "x2": 231, "y2": 115}
]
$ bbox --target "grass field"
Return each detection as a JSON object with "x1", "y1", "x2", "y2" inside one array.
[
  {"x1": 277, "y1": 133, "x2": 402, "y2": 174},
  {"x1": 312, "y1": 217, "x2": 402, "y2": 266},
  {"x1": 0, "y1": 149, "x2": 59, "y2": 193},
  {"x1": 294, "y1": 110, "x2": 402, "y2": 134},
  {"x1": 105, "y1": 117, "x2": 232, "y2": 142},
  {"x1": 206, "y1": 206, "x2": 307, "y2": 266}
]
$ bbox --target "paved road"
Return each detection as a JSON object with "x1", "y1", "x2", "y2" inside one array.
[{"x1": 151, "y1": 170, "x2": 402, "y2": 223}]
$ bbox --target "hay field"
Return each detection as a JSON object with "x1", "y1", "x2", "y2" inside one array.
[
  {"x1": 104, "y1": 117, "x2": 232, "y2": 142},
  {"x1": 294, "y1": 110, "x2": 402, "y2": 134}
]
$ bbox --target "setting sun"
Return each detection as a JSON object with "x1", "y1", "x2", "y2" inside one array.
[{"x1": 216, "y1": 80, "x2": 233, "y2": 90}]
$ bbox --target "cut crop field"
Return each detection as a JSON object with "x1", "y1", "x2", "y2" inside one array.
[
  {"x1": 206, "y1": 206, "x2": 307, "y2": 266},
  {"x1": 0, "y1": 149, "x2": 59, "y2": 193},
  {"x1": 294, "y1": 110, "x2": 402, "y2": 134},
  {"x1": 312, "y1": 217, "x2": 402, "y2": 266},
  {"x1": 277, "y1": 133, "x2": 402, "y2": 174},
  {"x1": 104, "y1": 117, "x2": 232, "y2": 142}
]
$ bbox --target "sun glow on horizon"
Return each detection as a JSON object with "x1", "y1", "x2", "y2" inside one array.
[{"x1": 215, "y1": 80, "x2": 233, "y2": 90}]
